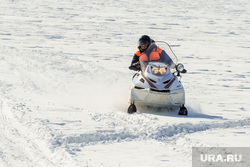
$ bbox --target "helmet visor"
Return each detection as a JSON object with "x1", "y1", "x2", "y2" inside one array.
[{"x1": 138, "y1": 39, "x2": 150, "y2": 46}]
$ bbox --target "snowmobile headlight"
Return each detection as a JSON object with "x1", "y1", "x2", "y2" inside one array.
[
  {"x1": 152, "y1": 67, "x2": 159, "y2": 74},
  {"x1": 152, "y1": 67, "x2": 166, "y2": 75},
  {"x1": 159, "y1": 68, "x2": 166, "y2": 75}
]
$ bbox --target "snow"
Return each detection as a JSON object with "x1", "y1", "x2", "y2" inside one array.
[{"x1": 0, "y1": 0, "x2": 250, "y2": 166}]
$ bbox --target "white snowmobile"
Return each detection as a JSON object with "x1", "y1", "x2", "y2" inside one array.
[{"x1": 128, "y1": 41, "x2": 188, "y2": 115}]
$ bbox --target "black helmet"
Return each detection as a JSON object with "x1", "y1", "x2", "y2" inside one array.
[{"x1": 138, "y1": 35, "x2": 152, "y2": 46}]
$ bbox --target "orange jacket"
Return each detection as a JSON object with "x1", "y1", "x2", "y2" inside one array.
[
  {"x1": 139, "y1": 46, "x2": 163, "y2": 61},
  {"x1": 131, "y1": 46, "x2": 164, "y2": 65}
]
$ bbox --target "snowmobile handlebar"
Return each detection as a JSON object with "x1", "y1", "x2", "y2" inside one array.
[{"x1": 129, "y1": 62, "x2": 141, "y2": 71}]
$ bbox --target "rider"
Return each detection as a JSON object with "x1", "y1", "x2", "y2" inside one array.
[{"x1": 129, "y1": 35, "x2": 175, "y2": 71}]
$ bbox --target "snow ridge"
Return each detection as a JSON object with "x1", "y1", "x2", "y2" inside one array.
[{"x1": 60, "y1": 113, "x2": 250, "y2": 148}]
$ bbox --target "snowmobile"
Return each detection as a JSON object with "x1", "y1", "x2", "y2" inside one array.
[{"x1": 128, "y1": 41, "x2": 188, "y2": 115}]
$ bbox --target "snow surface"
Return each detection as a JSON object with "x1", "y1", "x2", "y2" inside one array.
[{"x1": 0, "y1": 0, "x2": 250, "y2": 166}]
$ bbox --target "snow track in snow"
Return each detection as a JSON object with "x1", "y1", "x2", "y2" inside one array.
[
  {"x1": 0, "y1": 99, "x2": 75, "y2": 167},
  {"x1": 65, "y1": 118, "x2": 250, "y2": 146},
  {"x1": 57, "y1": 110, "x2": 250, "y2": 153}
]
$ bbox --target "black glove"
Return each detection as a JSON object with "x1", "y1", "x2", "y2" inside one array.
[{"x1": 129, "y1": 62, "x2": 140, "y2": 71}]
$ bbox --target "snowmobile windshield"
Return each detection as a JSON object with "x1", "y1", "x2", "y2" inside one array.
[{"x1": 139, "y1": 43, "x2": 176, "y2": 72}]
